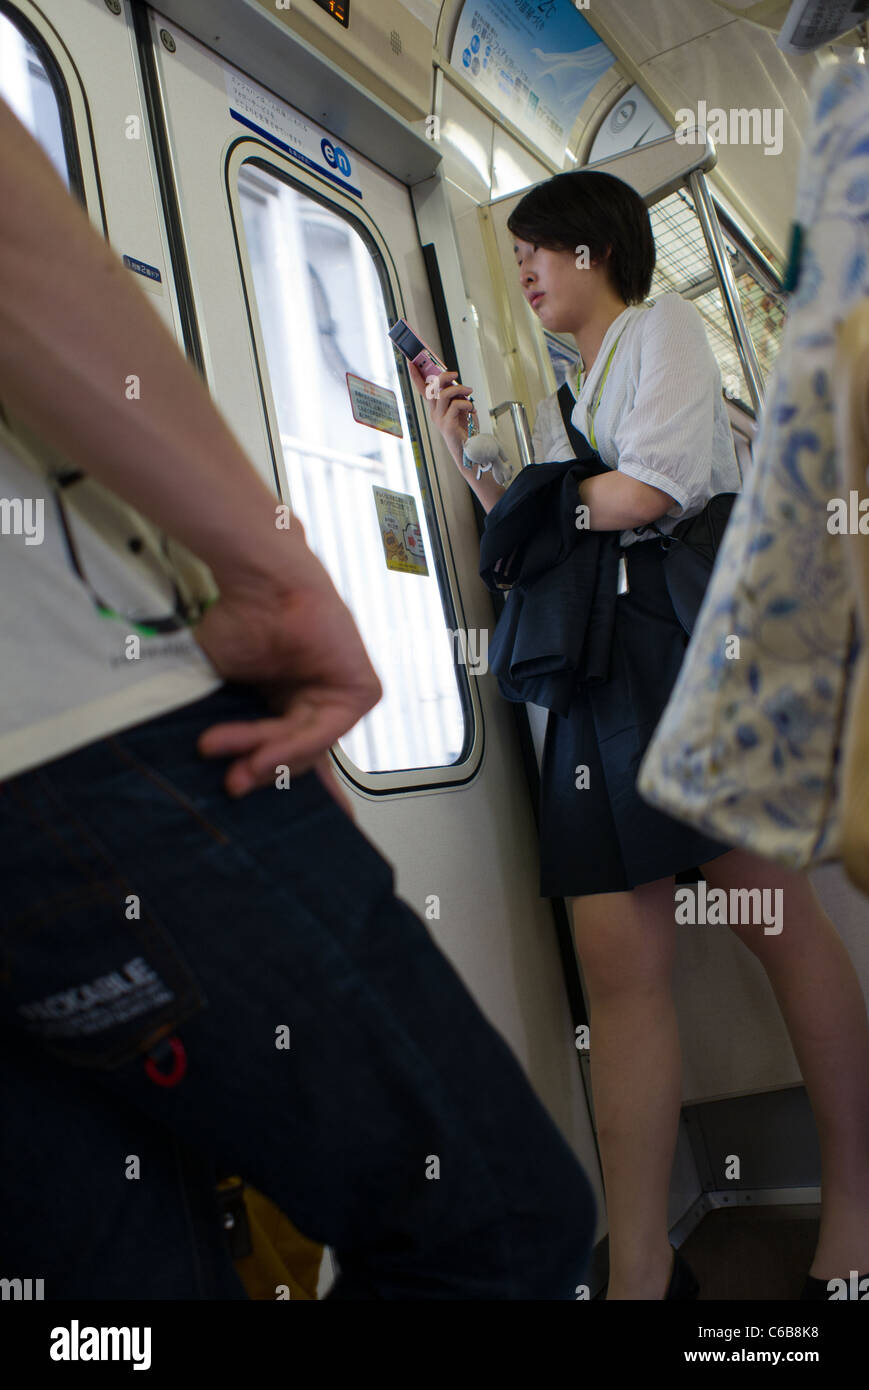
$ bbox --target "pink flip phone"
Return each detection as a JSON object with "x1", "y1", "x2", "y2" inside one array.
[
  {"x1": 388, "y1": 318, "x2": 448, "y2": 382},
  {"x1": 388, "y1": 317, "x2": 477, "y2": 435}
]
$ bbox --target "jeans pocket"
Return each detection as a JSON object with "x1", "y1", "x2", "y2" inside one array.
[{"x1": 0, "y1": 877, "x2": 206, "y2": 1069}]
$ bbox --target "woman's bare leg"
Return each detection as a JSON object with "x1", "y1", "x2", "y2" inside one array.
[
  {"x1": 571, "y1": 876, "x2": 680, "y2": 1299},
  {"x1": 701, "y1": 849, "x2": 869, "y2": 1281}
]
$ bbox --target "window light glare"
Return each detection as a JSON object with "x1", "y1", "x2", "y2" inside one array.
[
  {"x1": 492, "y1": 147, "x2": 534, "y2": 197},
  {"x1": 441, "y1": 119, "x2": 490, "y2": 188}
]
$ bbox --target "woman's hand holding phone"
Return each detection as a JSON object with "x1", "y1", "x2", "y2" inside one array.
[
  {"x1": 407, "y1": 360, "x2": 475, "y2": 468},
  {"x1": 406, "y1": 358, "x2": 505, "y2": 514}
]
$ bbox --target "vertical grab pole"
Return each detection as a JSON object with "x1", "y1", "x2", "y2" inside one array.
[
  {"x1": 490, "y1": 399, "x2": 534, "y2": 470},
  {"x1": 688, "y1": 170, "x2": 766, "y2": 415}
]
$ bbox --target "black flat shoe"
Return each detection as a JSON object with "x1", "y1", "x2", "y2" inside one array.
[
  {"x1": 800, "y1": 1271, "x2": 869, "y2": 1300},
  {"x1": 665, "y1": 1246, "x2": 700, "y2": 1300}
]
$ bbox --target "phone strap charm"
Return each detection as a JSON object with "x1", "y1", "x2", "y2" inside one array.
[{"x1": 461, "y1": 407, "x2": 512, "y2": 487}]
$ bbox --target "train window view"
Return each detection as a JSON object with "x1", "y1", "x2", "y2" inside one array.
[
  {"x1": 0, "y1": 11, "x2": 67, "y2": 184},
  {"x1": 237, "y1": 161, "x2": 469, "y2": 775}
]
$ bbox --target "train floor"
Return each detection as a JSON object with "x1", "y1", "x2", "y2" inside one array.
[
  {"x1": 596, "y1": 1204, "x2": 823, "y2": 1299},
  {"x1": 680, "y1": 1203, "x2": 823, "y2": 1300}
]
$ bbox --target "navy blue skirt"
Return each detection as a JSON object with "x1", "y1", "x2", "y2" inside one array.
[{"x1": 538, "y1": 538, "x2": 732, "y2": 897}]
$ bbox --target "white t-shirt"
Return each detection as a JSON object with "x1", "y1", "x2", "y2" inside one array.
[
  {"x1": 530, "y1": 293, "x2": 742, "y2": 546},
  {"x1": 0, "y1": 423, "x2": 222, "y2": 782}
]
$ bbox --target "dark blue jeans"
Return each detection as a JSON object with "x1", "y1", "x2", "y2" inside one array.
[{"x1": 0, "y1": 683, "x2": 596, "y2": 1299}]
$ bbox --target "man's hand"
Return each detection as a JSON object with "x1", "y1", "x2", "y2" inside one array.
[{"x1": 192, "y1": 573, "x2": 382, "y2": 801}]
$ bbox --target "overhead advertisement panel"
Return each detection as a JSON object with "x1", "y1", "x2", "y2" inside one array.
[{"x1": 450, "y1": 0, "x2": 616, "y2": 164}]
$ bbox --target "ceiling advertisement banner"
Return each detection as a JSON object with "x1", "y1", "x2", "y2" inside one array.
[{"x1": 450, "y1": 0, "x2": 617, "y2": 163}]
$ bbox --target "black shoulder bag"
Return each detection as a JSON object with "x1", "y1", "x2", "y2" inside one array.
[{"x1": 557, "y1": 381, "x2": 737, "y2": 636}]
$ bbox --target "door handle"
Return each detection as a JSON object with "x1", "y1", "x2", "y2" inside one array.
[{"x1": 490, "y1": 400, "x2": 533, "y2": 471}]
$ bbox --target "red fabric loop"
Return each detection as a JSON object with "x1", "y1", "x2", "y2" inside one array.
[{"x1": 144, "y1": 1036, "x2": 187, "y2": 1088}]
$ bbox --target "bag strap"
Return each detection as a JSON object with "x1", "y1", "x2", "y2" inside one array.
[
  {"x1": 648, "y1": 493, "x2": 739, "y2": 551},
  {"x1": 556, "y1": 381, "x2": 599, "y2": 464}
]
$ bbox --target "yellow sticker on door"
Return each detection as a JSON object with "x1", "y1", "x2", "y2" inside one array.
[
  {"x1": 346, "y1": 373, "x2": 403, "y2": 436},
  {"x1": 372, "y1": 487, "x2": 429, "y2": 576}
]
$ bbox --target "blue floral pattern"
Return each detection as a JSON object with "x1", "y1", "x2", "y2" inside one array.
[{"x1": 638, "y1": 63, "x2": 868, "y2": 868}]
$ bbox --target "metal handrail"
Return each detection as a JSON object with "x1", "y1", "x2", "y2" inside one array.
[
  {"x1": 490, "y1": 400, "x2": 534, "y2": 470},
  {"x1": 688, "y1": 170, "x2": 766, "y2": 415}
]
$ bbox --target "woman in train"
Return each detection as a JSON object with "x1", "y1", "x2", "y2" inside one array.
[{"x1": 409, "y1": 169, "x2": 869, "y2": 1300}]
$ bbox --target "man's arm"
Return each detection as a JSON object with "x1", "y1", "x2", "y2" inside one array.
[
  {"x1": 0, "y1": 97, "x2": 315, "y2": 600},
  {"x1": 0, "y1": 96, "x2": 380, "y2": 798}
]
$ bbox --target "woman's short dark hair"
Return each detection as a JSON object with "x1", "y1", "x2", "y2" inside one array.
[{"x1": 506, "y1": 170, "x2": 655, "y2": 304}]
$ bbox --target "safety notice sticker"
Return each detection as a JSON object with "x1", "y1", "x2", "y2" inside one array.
[
  {"x1": 123, "y1": 255, "x2": 162, "y2": 283},
  {"x1": 372, "y1": 487, "x2": 429, "y2": 576},
  {"x1": 347, "y1": 374, "x2": 403, "y2": 436}
]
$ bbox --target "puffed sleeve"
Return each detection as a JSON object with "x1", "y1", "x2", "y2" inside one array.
[{"x1": 613, "y1": 295, "x2": 719, "y2": 517}]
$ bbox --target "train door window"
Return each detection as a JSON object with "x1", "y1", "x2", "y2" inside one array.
[
  {"x1": 235, "y1": 161, "x2": 470, "y2": 775},
  {"x1": 0, "y1": 8, "x2": 68, "y2": 183}
]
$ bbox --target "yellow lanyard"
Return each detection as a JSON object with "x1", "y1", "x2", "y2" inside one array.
[{"x1": 578, "y1": 330, "x2": 625, "y2": 450}]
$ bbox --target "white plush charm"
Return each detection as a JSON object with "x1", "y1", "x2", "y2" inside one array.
[{"x1": 462, "y1": 432, "x2": 512, "y2": 487}]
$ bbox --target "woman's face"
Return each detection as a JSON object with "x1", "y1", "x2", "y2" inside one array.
[{"x1": 512, "y1": 238, "x2": 609, "y2": 335}]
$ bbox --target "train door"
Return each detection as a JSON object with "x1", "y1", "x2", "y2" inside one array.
[{"x1": 135, "y1": 3, "x2": 603, "y2": 1230}]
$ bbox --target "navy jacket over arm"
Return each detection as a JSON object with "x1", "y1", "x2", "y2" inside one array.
[{"x1": 479, "y1": 456, "x2": 622, "y2": 716}]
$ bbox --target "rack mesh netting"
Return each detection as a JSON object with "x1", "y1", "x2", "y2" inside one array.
[{"x1": 648, "y1": 188, "x2": 787, "y2": 411}]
